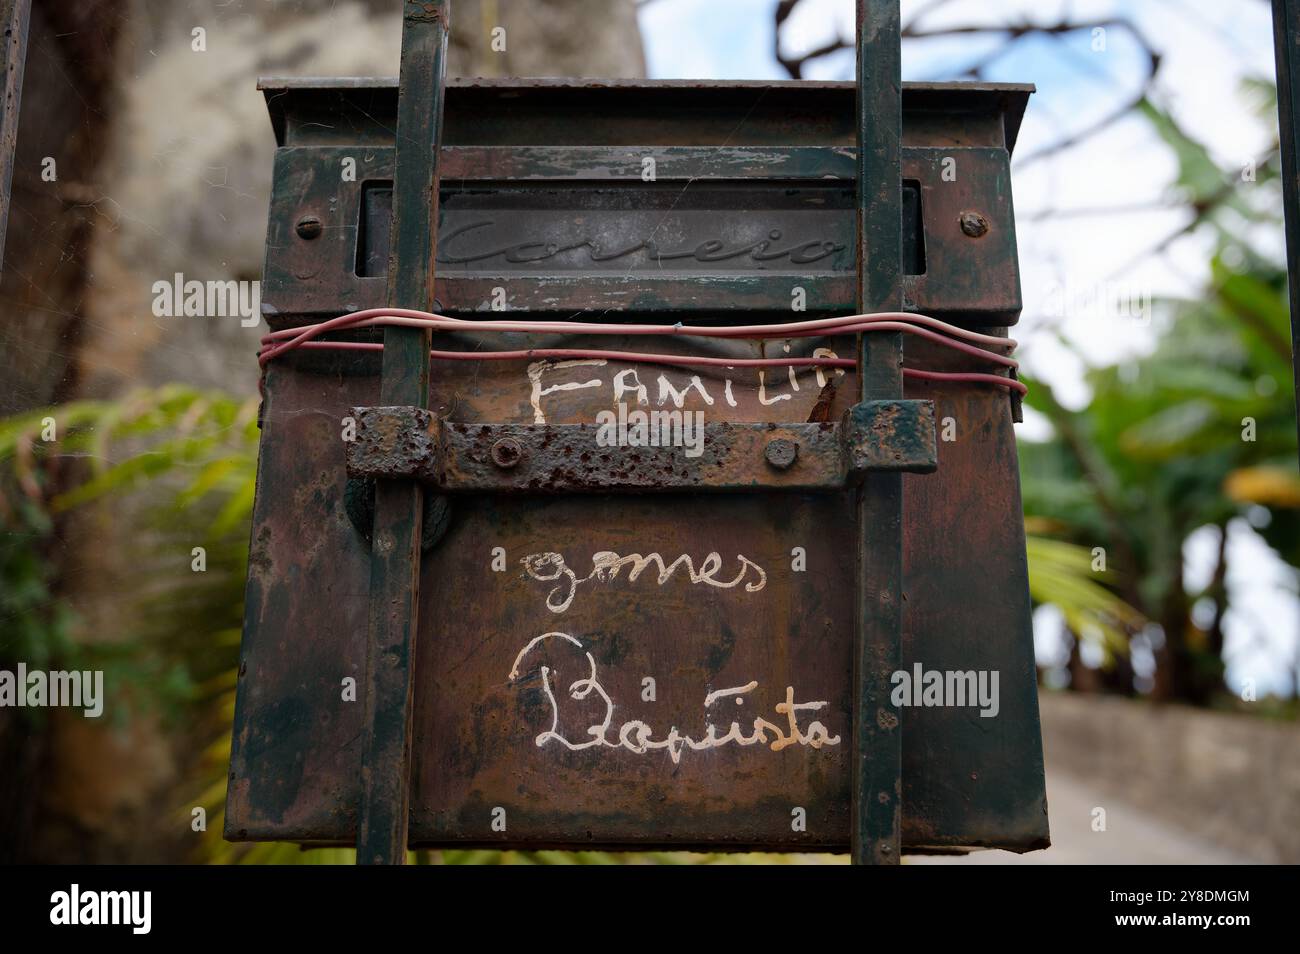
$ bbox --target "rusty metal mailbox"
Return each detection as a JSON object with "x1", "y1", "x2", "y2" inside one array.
[{"x1": 228, "y1": 2, "x2": 1047, "y2": 861}]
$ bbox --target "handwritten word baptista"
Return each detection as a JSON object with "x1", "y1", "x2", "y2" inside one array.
[
  {"x1": 520, "y1": 549, "x2": 767, "y2": 614},
  {"x1": 508, "y1": 632, "x2": 840, "y2": 764}
]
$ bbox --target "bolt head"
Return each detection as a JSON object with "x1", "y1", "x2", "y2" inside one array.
[
  {"x1": 490, "y1": 437, "x2": 523, "y2": 469},
  {"x1": 764, "y1": 437, "x2": 799, "y2": 470},
  {"x1": 959, "y1": 211, "x2": 989, "y2": 238},
  {"x1": 296, "y1": 215, "x2": 323, "y2": 240}
]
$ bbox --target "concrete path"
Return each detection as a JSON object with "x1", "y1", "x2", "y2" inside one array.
[{"x1": 907, "y1": 770, "x2": 1257, "y2": 865}]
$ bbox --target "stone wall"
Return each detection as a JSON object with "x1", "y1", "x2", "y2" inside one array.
[
  {"x1": 1039, "y1": 691, "x2": 1300, "y2": 864},
  {"x1": 79, "y1": 0, "x2": 646, "y2": 402}
]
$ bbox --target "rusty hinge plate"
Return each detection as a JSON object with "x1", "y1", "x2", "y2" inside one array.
[
  {"x1": 345, "y1": 400, "x2": 936, "y2": 492},
  {"x1": 842, "y1": 399, "x2": 938, "y2": 474}
]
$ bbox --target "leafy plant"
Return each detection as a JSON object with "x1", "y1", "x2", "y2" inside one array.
[{"x1": 1016, "y1": 83, "x2": 1299, "y2": 704}]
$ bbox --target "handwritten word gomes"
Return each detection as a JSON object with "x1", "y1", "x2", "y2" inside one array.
[
  {"x1": 508, "y1": 632, "x2": 840, "y2": 764},
  {"x1": 521, "y1": 550, "x2": 767, "y2": 614}
]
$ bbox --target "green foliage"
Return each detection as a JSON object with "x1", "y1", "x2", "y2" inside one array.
[
  {"x1": 1025, "y1": 536, "x2": 1143, "y2": 658},
  {"x1": 0, "y1": 385, "x2": 259, "y2": 514},
  {"x1": 1138, "y1": 96, "x2": 1281, "y2": 237},
  {"x1": 1019, "y1": 257, "x2": 1298, "y2": 685},
  {"x1": 1019, "y1": 81, "x2": 1299, "y2": 701},
  {"x1": 0, "y1": 387, "x2": 256, "y2": 740},
  {"x1": 0, "y1": 496, "x2": 77, "y2": 674}
]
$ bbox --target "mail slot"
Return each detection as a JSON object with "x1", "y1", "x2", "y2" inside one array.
[{"x1": 228, "y1": 69, "x2": 1048, "y2": 855}]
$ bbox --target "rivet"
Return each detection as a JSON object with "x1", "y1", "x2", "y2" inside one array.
[
  {"x1": 491, "y1": 437, "x2": 523, "y2": 469},
  {"x1": 959, "y1": 210, "x2": 989, "y2": 238},
  {"x1": 296, "y1": 214, "x2": 323, "y2": 240},
  {"x1": 764, "y1": 437, "x2": 799, "y2": 470}
]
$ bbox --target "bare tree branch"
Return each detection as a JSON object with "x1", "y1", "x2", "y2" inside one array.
[
  {"x1": 772, "y1": 5, "x2": 1163, "y2": 171},
  {"x1": 774, "y1": 0, "x2": 850, "y2": 80}
]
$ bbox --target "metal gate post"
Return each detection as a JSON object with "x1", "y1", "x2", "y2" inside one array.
[
  {"x1": 1271, "y1": 0, "x2": 1300, "y2": 458},
  {"x1": 356, "y1": 0, "x2": 450, "y2": 865},
  {"x1": 0, "y1": 0, "x2": 31, "y2": 275},
  {"x1": 851, "y1": 0, "x2": 904, "y2": 866}
]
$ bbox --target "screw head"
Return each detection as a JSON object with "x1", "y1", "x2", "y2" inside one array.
[
  {"x1": 959, "y1": 210, "x2": 989, "y2": 238},
  {"x1": 764, "y1": 437, "x2": 799, "y2": 470},
  {"x1": 296, "y1": 215, "x2": 323, "y2": 240},
  {"x1": 490, "y1": 437, "x2": 523, "y2": 469}
]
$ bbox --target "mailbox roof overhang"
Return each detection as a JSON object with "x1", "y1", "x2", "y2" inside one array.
[{"x1": 259, "y1": 77, "x2": 1033, "y2": 154}]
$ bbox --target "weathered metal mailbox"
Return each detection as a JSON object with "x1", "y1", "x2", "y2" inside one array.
[{"x1": 228, "y1": 1, "x2": 1048, "y2": 862}]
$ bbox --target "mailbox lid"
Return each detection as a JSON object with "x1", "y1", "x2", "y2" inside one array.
[
  {"x1": 260, "y1": 77, "x2": 1032, "y2": 151},
  {"x1": 258, "y1": 78, "x2": 1030, "y2": 327}
]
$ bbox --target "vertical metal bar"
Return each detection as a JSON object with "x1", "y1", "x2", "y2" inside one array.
[
  {"x1": 356, "y1": 0, "x2": 449, "y2": 865},
  {"x1": 0, "y1": 0, "x2": 31, "y2": 275},
  {"x1": 852, "y1": 0, "x2": 903, "y2": 866},
  {"x1": 1272, "y1": 0, "x2": 1300, "y2": 458}
]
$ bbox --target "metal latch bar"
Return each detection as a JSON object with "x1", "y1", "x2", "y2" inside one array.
[{"x1": 345, "y1": 400, "x2": 937, "y2": 493}]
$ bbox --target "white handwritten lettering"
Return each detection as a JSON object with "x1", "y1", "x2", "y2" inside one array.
[
  {"x1": 521, "y1": 549, "x2": 767, "y2": 613},
  {"x1": 508, "y1": 633, "x2": 840, "y2": 763},
  {"x1": 527, "y1": 357, "x2": 844, "y2": 424}
]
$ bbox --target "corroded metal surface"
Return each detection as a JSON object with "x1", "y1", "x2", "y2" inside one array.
[
  {"x1": 228, "y1": 334, "x2": 1047, "y2": 851},
  {"x1": 345, "y1": 400, "x2": 938, "y2": 490},
  {"x1": 348, "y1": 405, "x2": 441, "y2": 483},
  {"x1": 264, "y1": 144, "x2": 1017, "y2": 324},
  {"x1": 260, "y1": 78, "x2": 1033, "y2": 152},
  {"x1": 0, "y1": 0, "x2": 30, "y2": 274},
  {"x1": 843, "y1": 399, "x2": 937, "y2": 476},
  {"x1": 227, "y1": 75, "x2": 1048, "y2": 854},
  {"x1": 258, "y1": 79, "x2": 1028, "y2": 326},
  {"x1": 852, "y1": 0, "x2": 906, "y2": 865}
]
